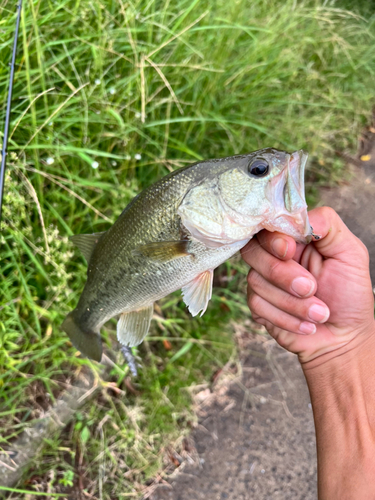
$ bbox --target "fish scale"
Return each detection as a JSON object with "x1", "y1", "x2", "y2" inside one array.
[{"x1": 62, "y1": 149, "x2": 311, "y2": 361}]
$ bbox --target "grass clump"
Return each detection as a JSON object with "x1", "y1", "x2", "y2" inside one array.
[{"x1": 1, "y1": 0, "x2": 375, "y2": 497}]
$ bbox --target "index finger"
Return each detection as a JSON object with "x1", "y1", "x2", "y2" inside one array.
[
  {"x1": 255, "y1": 230, "x2": 297, "y2": 261},
  {"x1": 240, "y1": 237, "x2": 317, "y2": 298},
  {"x1": 256, "y1": 230, "x2": 308, "y2": 264}
]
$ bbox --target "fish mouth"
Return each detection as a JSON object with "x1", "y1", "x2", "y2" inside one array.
[
  {"x1": 285, "y1": 150, "x2": 312, "y2": 243},
  {"x1": 265, "y1": 150, "x2": 312, "y2": 244}
]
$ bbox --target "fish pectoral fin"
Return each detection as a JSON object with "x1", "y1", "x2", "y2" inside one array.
[
  {"x1": 117, "y1": 305, "x2": 154, "y2": 347},
  {"x1": 134, "y1": 240, "x2": 192, "y2": 263},
  {"x1": 70, "y1": 232, "x2": 106, "y2": 263},
  {"x1": 181, "y1": 269, "x2": 213, "y2": 317}
]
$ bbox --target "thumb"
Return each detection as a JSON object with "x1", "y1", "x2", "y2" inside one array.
[{"x1": 308, "y1": 207, "x2": 369, "y2": 266}]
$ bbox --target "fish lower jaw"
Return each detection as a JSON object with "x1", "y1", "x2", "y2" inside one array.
[{"x1": 263, "y1": 210, "x2": 311, "y2": 243}]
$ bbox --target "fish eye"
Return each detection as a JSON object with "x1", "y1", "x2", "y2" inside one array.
[{"x1": 248, "y1": 158, "x2": 269, "y2": 177}]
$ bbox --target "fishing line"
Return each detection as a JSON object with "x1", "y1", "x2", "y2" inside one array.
[{"x1": 0, "y1": 0, "x2": 23, "y2": 222}]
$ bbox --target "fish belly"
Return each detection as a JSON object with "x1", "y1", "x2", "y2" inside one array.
[{"x1": 94, "y1": 239, "x2": 248, "y2": 327}]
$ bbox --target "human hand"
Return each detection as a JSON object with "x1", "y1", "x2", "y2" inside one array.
[{"x1": 241, "y1": 207, "x2": 375, "y2": 364}]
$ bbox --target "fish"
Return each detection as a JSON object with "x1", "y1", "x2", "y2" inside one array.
[{"x1": 61, "y1": 148, "x2": 311, "y2": 362}]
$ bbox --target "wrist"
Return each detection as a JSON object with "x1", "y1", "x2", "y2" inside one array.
[
  {"x1": 303, "y1": 322, "x2": 375, "y2": 422},
  {"x1": 302, "y1": 321, "x2": 375, "y2": 373},
  {"x1": 302, "y1": 322, "x2": 375, "y2": 500}
]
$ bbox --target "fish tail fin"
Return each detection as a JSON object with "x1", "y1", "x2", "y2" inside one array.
[{"x1": 61, "y1": 311, "x2": 102, "y2": 362}]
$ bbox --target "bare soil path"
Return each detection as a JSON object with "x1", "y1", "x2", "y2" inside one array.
[
  {"x1": 320, "y1": 161, "x2": 375, "y2": 282},
  {"x1": 150, "y1": 335, "x2": 317, "y2": 500}
]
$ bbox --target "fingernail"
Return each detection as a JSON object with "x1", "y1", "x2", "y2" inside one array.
[
  {"x1": 272, "y1": 238, "x2": 288, "y2": 258},
  {"x1": 308, "y1": 304, "x2": 330, "y2": 323},
  {"x1": 299, "y1": 322, "x2": 316, "y2": 335},
  {"x1": 291, "y1": 277, "x2": 315, "y2": 297}
]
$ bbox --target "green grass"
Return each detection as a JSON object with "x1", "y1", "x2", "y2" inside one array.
[{"x1": 1, "y1": 0, "x2": 375, "y2": 497}]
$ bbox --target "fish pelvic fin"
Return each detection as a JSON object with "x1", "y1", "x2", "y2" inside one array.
[
  {"x1": 181, "y1": 269, "x2": 213, "y2": 317},
  {"x1": 70, "y1": 232, "x2": 106, "y2": 263},
  {"x1": 117, "y1": 305, "x2": 153, "y2": 347},
  {"x1": 61, "y1": 311, "x2": 102, "y2": 362}
]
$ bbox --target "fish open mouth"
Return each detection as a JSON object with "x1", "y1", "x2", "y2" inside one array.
[
  {"x1": 285, "y1": 150, "x2": 312, "y2": 243},
  {"x1": 265, "y1": 150, "x2": 312, "y2": 244}
]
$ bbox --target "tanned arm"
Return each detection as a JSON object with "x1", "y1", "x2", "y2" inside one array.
[
  {"x1": 304, "y1": 330, "x2": 375, "y2": 499},
  {"x1": 241, "y1": 207, "x2": 375, "y2": 499}
]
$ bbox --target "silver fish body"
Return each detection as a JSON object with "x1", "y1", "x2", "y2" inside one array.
[{"x1": 62, "y1": 149, "x2": 311, "y2": 361}]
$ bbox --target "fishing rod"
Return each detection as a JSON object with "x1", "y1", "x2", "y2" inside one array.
[{"x1": 0, "y1": 0, "x2": 23, "y2": 222}]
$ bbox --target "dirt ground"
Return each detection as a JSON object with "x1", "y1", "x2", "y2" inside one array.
[
  {"x1": 320, "y1": 161, "x2": 375, "y2": 283},
  {"x1": 149, "y1": 333, "x2": 317, "y2": 500},
  {"x1": 148, "y1": 157, "x2": 375, "y2": 500}
]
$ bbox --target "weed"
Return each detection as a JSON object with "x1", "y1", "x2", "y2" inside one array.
[{"x1": 0, "y1": 0, "x2": 374, "y2": 497}]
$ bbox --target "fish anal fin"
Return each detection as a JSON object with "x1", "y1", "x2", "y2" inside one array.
[
  {"x1": 117, "y1": 305, "x2": 154, "y2": 347},
  {"x1": 181, "y1": 269, "x2": 213, "y2": 317},
  {"x1": 70, "y1": 232, "x2": 106, "y2": 263},
  {"x1": 135, "y1": 240, "x2": 192, "y2": 263}
]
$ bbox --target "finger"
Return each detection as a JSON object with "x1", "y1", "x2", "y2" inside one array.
[
  {"x1": 294, "y1": 242, "x2": 309, "y2": 264},
  {"x1": 242, "y1": 238, "x2": 317, "y2": 298},
  {"x1": 252, "y1": 317, "x2": 320, "y2": 358},
  {"x1": 252, "y1": 317, "x2": 295, "y2": 347},
  {"x1": 300, "y1": 242, "x2": 327, "y2": 275},
  {"x1": 247, "y1": 290, "x2": 317, "y2": 335},
  {"x1": 308, "y1": 207, "x2": 370, "y2": 265},
  {"x1": 254, "y1": 235, "x2": 310, "y2": 266},
  {"x1": 248, "y1": 269, "x2": 330, "y2": 323},
  {"x1": 255, "y1": 230, "x2": 297, "y2": 261}
]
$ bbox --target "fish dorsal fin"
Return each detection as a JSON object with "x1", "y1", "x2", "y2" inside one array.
[
  {"x1": 134, "y1": 240, "x2": 192, "y2": 263},
  {"x1": 117, "y1": 305, "x2": 154, "y2": 347},
  {"x1": 70, "y1": 232, "x2": 105, "y2": 263},
  {"x1": 181, "y1": 269, "x2": 213, "y2": 317}
]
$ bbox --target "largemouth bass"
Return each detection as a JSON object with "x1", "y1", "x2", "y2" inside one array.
[{"x1": 62, "y1": 149, "x2": 311, "y2": 361}]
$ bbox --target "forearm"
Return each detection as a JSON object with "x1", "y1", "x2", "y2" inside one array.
[{"x1": 302, "y1": 325, "x2": 375, "y2": 500}]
